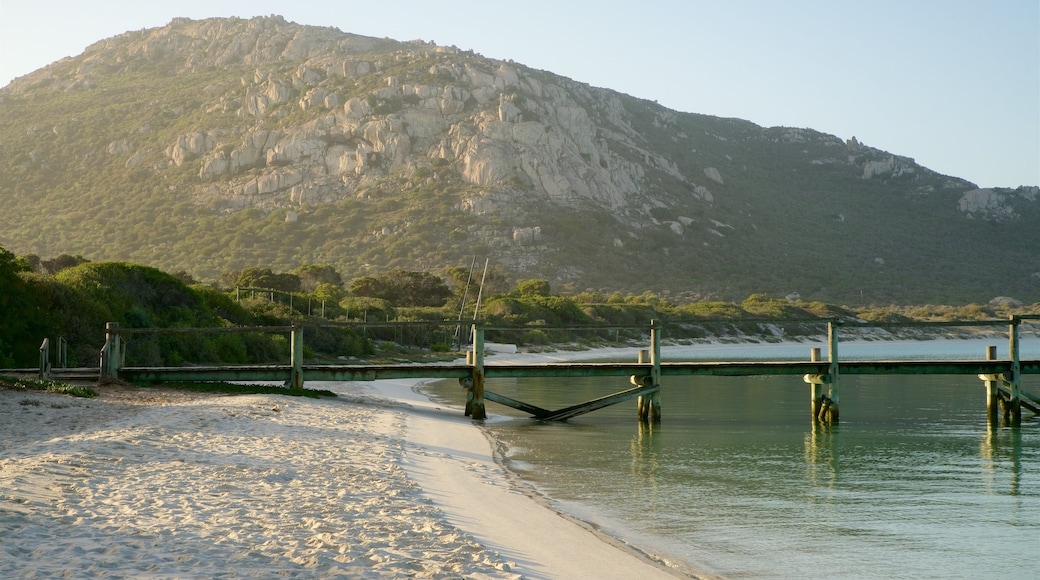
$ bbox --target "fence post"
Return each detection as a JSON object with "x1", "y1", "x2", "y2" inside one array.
[
  {"x1": 289, "y1": 324, "x2": 304, "y2": 391},
  {"x1": 100, "y1": 322, "x2": 122, "y2": 380},
  {"x1": 38, "y1": 338, "x2": 51, "y2": 380},
  {"x1": 58, "y1": 337, "x2": 67, "y2": 369}
]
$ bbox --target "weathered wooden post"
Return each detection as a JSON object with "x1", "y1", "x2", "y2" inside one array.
[
  {"x1": 984, "y1": 346, "x2": 1000, "y2": 424},
  {"x1": 99, "y1": 322, "x2": 123, "y2": 381},
  {"x1": 289, "y1": 324, "x2": 304, "y2": 391},
  {"x1": 468, "y1": 324, "x2": 487, "y2": 420},
  {"x1": 636, "y1": 320, "x2": 661, "y2": 426},
  {"x1": 58, "y1": 337, "x2": 67, "y2": 369},
  {"x1": 809, "y1": 347, "x2": 824, "y2": 419},
  {"x1": 826, "y1": 321, "x2": 840, "y2": 423},
  {"x1": 649, "y1": 319, "x2": 662, "y2": 421},
  {"x1": 38, "y1": 338, "x2": 51, "y2": 380},
  {"x1": 637, "y1": 349, "x2": 650, "y2": 420},
  {"x1": 803, "y1": 327, "x2": 838, "y2": 423},
  {"x1": 1005, "y1": 316, "x2": 1022, "y2": 425}
]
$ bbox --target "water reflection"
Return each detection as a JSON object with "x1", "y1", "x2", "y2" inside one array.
[
  {"x1": 630, "y1": 420, "x2": 661, "y2": 477},
  {"x1": 980, "y1": 424, "x2": 1024, "y2": 496},
  {"x1": 804, "y1": 423, "x2": 839, "y2": 489},
  {"x1": 629, "y1": 421, "x2": 663, "y2": 515}
]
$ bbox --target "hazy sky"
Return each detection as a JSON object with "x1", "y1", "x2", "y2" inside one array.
[{"x1": 1, "y1": 0, "x2": 1037, "y2": 188}]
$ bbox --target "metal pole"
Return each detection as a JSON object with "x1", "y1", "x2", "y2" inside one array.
[
  {"x1": 472, "y1": 258, "x2": 489, "y2": 321},
  {"x1": 455, "y1": 256, "x2": 476, "y2": 349}
]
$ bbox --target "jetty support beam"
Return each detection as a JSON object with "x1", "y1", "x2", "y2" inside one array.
[
  {"x1": 983, "y1": 346, "x2": 1001, "y2": 424},
  {"x1": 804, "y1": 323, "x2": 839, "y2": 424},
  {"x1": 636, "y1": 349, "x2": 651, "y2": 420},
  {"x1": 545, "y1": 382, "x2": 659, "y2": 422},
  {"x1": 465, "y1": 324, "x2": 487, "y2": 420},
  {"x1": 826, "y1": 322, "x2": 840, "y2": 422},
  {"x1": 637, "y1": 320, "x2": 662, "y2": 422},
  {"x1": 807, "y1": 347, "x2": 825, "y2": 419},
  {"x1": 482, "y1": 391, "x2": 552, "y2": 419},
  {"x1": 1006, "y1": 316, "x2": 1022, "y2": 425}
]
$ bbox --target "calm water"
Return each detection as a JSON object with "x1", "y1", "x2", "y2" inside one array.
[{"x1": 424, "y1": 340, "x2": 1040, "y2": 579}]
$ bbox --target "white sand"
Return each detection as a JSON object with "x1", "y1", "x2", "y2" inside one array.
[{"x1": 0, "y1": 368, "x2": 690, "y2": 578}]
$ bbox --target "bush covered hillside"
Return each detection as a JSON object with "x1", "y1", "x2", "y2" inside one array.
[{"x1": 0, "y1": 16, "x2": 1037, "y2": 306}]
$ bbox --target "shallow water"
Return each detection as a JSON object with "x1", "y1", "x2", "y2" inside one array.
[{"x1": 425, "y1": 340, "x2": 1040, "y2": 579}]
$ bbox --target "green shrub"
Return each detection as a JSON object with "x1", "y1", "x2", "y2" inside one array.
[{"x1": 519, "y1": 329, "x2": 550, "y2": 345}]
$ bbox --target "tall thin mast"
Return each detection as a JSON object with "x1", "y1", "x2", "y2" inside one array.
[{"x1": 472, "y1": 258, "x2": 490, "y2": 321}]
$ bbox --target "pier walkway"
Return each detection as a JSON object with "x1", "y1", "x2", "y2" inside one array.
[{"x1": 19, "y1": 317, "x2": 1040, "y2": 425}]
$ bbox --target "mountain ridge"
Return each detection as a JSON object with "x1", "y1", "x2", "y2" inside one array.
[{"x1": 1, "y1": 15, "x2": 1037, "y2": 305}]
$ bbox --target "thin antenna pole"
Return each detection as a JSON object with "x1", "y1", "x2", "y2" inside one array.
[
  {"x1": 454, "y1": 256, "x2": 477, "y2": 349},
  {"x1": 472, "y1": 258, "x2": 489, "y2": 321},
  {"x1": 459, "y1": 256, "x2": 476, "y2": 317}
]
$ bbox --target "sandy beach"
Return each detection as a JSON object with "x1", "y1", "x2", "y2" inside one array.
[{"x1": 0, "y1": 366, "x2": 690, "y2": 579}]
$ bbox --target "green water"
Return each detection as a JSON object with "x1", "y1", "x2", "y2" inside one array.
[{"x1": 424, "y1": 348, "x2": 1039, "y2": 579}]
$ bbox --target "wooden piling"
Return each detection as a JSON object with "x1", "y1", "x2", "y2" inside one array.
[
  {"x1": 984, "y1": 346, "x2": 1000, "y2": 424},
  {"x1": 1006, "y1": 316, "x2": 1022, "y2": 425},
  {"x1": 804, "y1": 327, "x2": 839, "y2": 424},
  {"x1": 468, "y1": 325, "x2": 487, "y2": 420},
  {"x1": 810, "y1": 347, "x2": 823, "y2": 419},
  {"x1": 825, "y1": 322, "x2": 840, "y2": 423},
  {"x1": 649, "y1": 320, "x2": 661, "y2": 422},
  {"x1": 637, "y1": 349, "x2": 650, "y2": 420}
]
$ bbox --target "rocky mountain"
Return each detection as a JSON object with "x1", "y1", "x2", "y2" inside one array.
[{"x1": 1, "y1": 15, "x2": 1037, "y2": 304}]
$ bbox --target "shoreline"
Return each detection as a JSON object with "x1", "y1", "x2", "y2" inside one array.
[
  {"x1": 0, "y1": 372, "x2": 694, "y2": 579},
  {"x1": 4, "y1": 336, "x2": 1033, "y2": 577},
  {"x1": 362, "y1": 376, "x2": 696, "y2": 579}
]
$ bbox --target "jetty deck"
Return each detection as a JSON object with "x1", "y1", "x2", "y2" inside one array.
[{"x1": 19, "y1": 317, "x2": 1040, "y2": 425}]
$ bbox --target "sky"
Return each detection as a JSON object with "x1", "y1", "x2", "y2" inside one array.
[{"x1": 1, "y1": 0, "x2": 1037, "y2": 188}]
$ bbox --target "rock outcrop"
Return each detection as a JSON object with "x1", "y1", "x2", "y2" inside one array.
[{"x1": 958, "y1": 186, "x2": 1040, "y2": 222}]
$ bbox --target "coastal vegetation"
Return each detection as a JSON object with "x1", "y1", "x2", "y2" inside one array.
[
  {"x1": 0, "y1": 374, "x2": 97, "y2": 398},
  {"x1": 2, "y1": 243, "x2": 1038, "y2": 369}
]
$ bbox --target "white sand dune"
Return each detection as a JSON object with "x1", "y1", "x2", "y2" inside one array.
[{"x1": 0, "y1": 375, "x2": 689, "y2": 579}]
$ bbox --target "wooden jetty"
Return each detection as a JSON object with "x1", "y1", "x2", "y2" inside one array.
[{"x1": 20, "y1": 317, "x2": 1040, "y2": 426}]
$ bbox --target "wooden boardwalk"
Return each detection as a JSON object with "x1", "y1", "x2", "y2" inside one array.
[{"x1": 19, "y1": 317, "x2": 1040, "y2": 424}]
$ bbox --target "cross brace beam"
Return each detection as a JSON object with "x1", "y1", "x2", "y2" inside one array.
[{"x1": 484, "y1": 384, "x2": 660, "y2": 421}]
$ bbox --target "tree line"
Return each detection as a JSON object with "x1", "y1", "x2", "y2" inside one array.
[{"x1": 2, "y1": 244, "x2": 1039, "y2": 369}]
